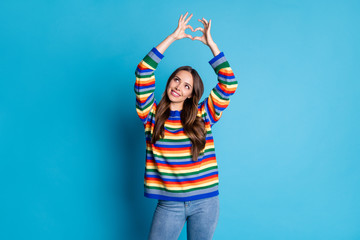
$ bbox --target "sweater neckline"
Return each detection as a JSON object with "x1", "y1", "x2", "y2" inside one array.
[{"x1": 170, "y1": 109, "x2": 182, "y2": 116}]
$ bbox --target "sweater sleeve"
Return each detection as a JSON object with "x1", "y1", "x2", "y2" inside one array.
[
  {"x1": 200, "y1": 51, "x2": 238, "y2": 126},
  {"x1": 134, "y1": 47, "x2": 164, "y2": 125}
]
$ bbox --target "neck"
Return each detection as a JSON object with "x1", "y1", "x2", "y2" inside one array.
[{"x1": 169, "y1": 102, "x2": 183, "y2": 111}]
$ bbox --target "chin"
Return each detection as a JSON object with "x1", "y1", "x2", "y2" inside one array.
[{"x1": 169, "y1": 96, "x2": 184, "y2": 104}]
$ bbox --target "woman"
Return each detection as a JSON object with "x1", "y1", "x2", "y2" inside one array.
[{"x1": 134, "y1": 12, "x2": 238, "y2": 240}]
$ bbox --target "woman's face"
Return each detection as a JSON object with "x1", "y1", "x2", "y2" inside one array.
[{"x1": 167, "y1": 70, "x2": 194, "y2": 109}]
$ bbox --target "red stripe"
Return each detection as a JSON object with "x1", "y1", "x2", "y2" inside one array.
[
  {"x1": 206, "y1": 139, "x2": 214, "y2": 144},
  {"x1": 135, "y1": 80, "x2": 155, "y2": 87},
  {"x1": 153, "y1": 146, "x2": 190, "y2": 151},
  {"x1": 145, "y1": 173, "x2": 218, "y2": 185},
  {"x1": 164, "y1": 129, "x2": 185, "y2": 134},
  {"x1": 137, "y1": 64, "x2": 149, "y2": 71},
  {"x1": 218, "y1": 83, "x2": 236, "y2": 94},
  {"x1": 166, "y1": 119, "x2": 181, "y2": 124},
  {"x1": 219, "y1": 69, "x2": 234, "y2": 77}
]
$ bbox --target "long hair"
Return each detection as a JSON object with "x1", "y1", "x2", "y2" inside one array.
[{"x1": 151, "y1": 66, "x2": 206, "y2": 161}]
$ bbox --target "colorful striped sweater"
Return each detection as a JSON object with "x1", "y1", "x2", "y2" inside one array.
[{"x1": 134, "y1": 47, "x2": 238, "y2": 201}]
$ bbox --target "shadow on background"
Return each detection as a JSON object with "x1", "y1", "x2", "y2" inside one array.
[{"x1": 108, "y1": 95, "x2": 156, "y2": 240}]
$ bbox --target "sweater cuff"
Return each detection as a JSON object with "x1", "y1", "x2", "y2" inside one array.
[
  {"x1": 209, "y1": 51, "x2": 224, "y2": 66},
  {"x1": 151, "y1": 47, "x2": 165, "y2": 60},
  {"x1": 208, "y1": 52, "x2": 225, "y2": 70}
]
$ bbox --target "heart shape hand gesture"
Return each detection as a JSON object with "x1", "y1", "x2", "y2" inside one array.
[{"x1": 171, "y1": 12, "x2": 215, "y2": 47}]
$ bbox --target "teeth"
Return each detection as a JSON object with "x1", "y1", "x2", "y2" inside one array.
[{"x1": 172, "y1": 90, "x2": 180, "y2": 96}]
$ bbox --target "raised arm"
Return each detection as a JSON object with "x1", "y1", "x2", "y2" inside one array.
[
  {"x1": 134, "y1": 12, "x2": 195, "y2": 125},
  {"x1": 134, "y1": 47, "x2": 164, "y2": 125},
  {"x1": 194, "y1": 18, "x2": 238, "y2": 126},
  {"x1": 203, "y1": 50, "x2": 237, "y2": 126}
]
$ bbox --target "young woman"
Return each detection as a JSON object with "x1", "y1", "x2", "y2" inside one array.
[{"x1": 134, "y1": 12, "x2": 238, "y2": 240}]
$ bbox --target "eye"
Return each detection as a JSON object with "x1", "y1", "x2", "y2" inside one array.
[
  {"x1": 174, "y1": 78, "x2": 179, "y2": 82},
  {"x1": 185, "y1": 85, "x2": 190, "y2": 89}
]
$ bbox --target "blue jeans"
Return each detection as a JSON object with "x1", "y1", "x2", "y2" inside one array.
[{"x1": 148, "y1": 195, "x2": 219, "y2": 240}]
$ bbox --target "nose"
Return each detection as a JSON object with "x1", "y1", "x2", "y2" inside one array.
[{"x1": 175, "y1": 83, "x2": 180, "y2": 90}]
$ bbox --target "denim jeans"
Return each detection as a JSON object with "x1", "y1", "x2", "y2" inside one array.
[{"x1": 148, "y1": 195, "x2": 219, "y2": 240}]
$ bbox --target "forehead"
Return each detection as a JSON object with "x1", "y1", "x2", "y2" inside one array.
[{"x1": 175, "y1": 70, "x2": 193, "y2": 85}]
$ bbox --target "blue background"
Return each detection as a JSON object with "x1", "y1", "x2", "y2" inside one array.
[{"x1": 1, "y1": 0, "x2": 359, "y2": 239}]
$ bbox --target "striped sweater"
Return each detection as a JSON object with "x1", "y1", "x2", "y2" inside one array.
[{"x1": 134, "y1": 47, "x2": 238, "y2": 201}]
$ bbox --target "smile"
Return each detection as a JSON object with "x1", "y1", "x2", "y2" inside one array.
[{"x1": 171, "y1": 90, "x2": 181, "y2": 97}]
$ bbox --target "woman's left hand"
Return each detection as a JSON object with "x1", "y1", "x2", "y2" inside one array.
[{"x1": 192, "y1": 18, "x2": 215, "y2": 46}]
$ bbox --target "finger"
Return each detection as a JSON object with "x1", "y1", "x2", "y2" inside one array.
[
  {"x1": 198, "y1": 19, "x2": 208, "y2": 26},
  {"x1": 186, "y1": 34, "x2": 193, "y2": 40},
  {"x1": 193, "y1": 27, "x2": 204, "y2": 32},
  {"x1": 183, "y1": 12, "x2": 188, "y2": 21},
  {"x1": 202, "y1": 17, "x2": 208, "y2": 24},
  {"x1": 185, "y1": 13, "x2": 193, "y2": 24},
  {"x1": 180, "y1": 14, "x2": 183, "y2": 21},
  {"x1": 198, "y1": 19, "x2": 205, "y2": 26},
  {"x1": 186, "y1": 25, "x2": 194, "y2": 31},
  {"x1": 193, "y1": 36, "x2": 205, "y2": 44},
  {"x1": 178, "y1": 16, "x2": 182, "y2": 25}
]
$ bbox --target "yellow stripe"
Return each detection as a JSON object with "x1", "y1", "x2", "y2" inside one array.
[
  {"x1": 141, "y1": 60, "x2": 155, "y2": 70},
  {"x1": 165, "y1": 122, "x2": 183, "y2": 128}
]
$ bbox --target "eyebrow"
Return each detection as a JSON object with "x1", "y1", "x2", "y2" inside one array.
[{"x1": 175, "y1": 75, "x2": 192, "y2": 88}]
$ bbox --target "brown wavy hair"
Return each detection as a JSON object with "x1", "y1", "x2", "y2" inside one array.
[{"x1": 151, "y1": 66, "x2": 206, "y2": 161}]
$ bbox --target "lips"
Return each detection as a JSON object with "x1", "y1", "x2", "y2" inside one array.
[{"x1": 171, "y1": 90, "x2": 181, "y2": 97}]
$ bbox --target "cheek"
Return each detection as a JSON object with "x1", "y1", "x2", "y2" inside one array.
[
  {"x1": 184, "y1": 89, "x2": 192, "y2": 98},
  {"x1": 167, "y1": 83, "x2": 173, "y2": 90},
  {"x1": 169, "y1": 81, "x2": 176, "y2": 89}
]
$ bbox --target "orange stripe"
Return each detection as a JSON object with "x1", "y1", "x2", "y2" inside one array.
[
  {"x1": 219, "y1": 68, "x2": 234, "y2": 76},
  {"x1": 135, "y1": 78, "x2": 155, "y2": 85},
  {"x1": 212, "y1": 97, "x2": 229, "y2": 108}
]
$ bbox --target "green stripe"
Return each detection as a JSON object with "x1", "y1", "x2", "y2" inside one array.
[
  {"x1": 152, "y1": 153, "x2": 191, "y2": 159},
  {"x1": 164, "y1": 126, "x2": 183, "y2": 131},
  {"x1": 138, "y1": 98, "x2": 154, "y2": 110},
  {"x1": 212, "y1": 88, "x2": 229, "y2": 101},
  {"x1": 204, "y1": 148, "x2": 215, "y2": 153},
  {"x1": 157, "y1": 138, "x2": 189, "y2": 143},
  {"x1": 143, "y1": 55, "x2": 159, "y2": 69},
  {"x1": 145, "y1": 182, "x2": 218, "y2": 193},
  {"x1": 218, "y1": 79, "x2": 238, "y2": 85},
  {"x1": 135, "y1": 89, "x2": 154, "y2": 95},
  {"x1": 214, "y1": 61, "x2": 230, "y2": 73},
  {"x1": 148, "y1": 111, "x2": 155, "y2": 118}
]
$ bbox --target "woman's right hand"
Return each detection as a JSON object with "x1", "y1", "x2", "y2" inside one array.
[{"x1": 171, "y1": 12, "x2": 195, "y2": 40}]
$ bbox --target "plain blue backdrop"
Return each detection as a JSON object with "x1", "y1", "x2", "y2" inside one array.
[{"x1": 1, "y1": 0, "x2": 359, "y2": 239}]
